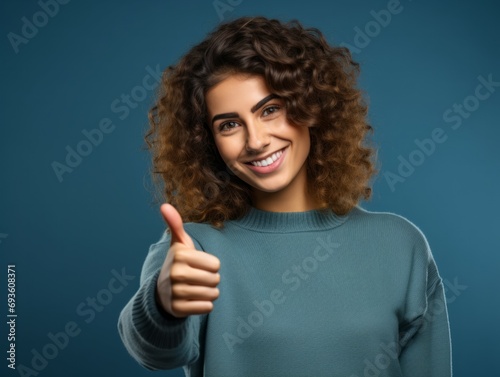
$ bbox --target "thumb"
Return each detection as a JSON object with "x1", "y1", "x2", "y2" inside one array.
[{"x1": 160, "y1": 203, "x2": 195, "y2": 249}]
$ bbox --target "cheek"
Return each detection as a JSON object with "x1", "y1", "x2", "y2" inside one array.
[
  {"x1": 214, "y1": 139, "x2": 239, "y2": 164},
  {"x1": 290, "y1": 126, "x2": 311, "y2": 155}
]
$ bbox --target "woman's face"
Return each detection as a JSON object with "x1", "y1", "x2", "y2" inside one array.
[{"x1": 205, "y1": 73, "x2": 313, "y2": 211}]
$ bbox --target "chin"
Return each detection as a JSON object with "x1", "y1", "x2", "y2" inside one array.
[
  {"x1": 232, "y1": 164, "x2": 292, "y2": 193},
  {"x1": 248, "y1": 178, "x2": 290, "y2": 194}
]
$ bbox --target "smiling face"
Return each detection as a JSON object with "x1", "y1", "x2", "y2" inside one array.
[{"x1": 205, "y1": 73, "x2": 318, "y2": 212}]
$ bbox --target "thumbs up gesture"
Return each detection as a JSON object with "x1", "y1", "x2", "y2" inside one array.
[{"x1": 155, "y1": 203, "x2": 221, "y2": 318}]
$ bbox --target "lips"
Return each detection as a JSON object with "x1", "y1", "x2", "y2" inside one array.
[
  {"x1": 245, "y1": 147, "x2": 288, "y2": 174},
  {"x1": 244, "y1": 147, "x2": 287, "y2": 164}
]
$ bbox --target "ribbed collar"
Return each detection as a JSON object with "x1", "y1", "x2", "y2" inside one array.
[{"x1": 229, "y1": 205, "x2": 352, "y2": 233}]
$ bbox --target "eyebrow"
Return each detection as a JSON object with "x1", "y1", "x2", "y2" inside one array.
[
  {"x1": 251, "y1": 93, "x2": 279, "y2": 113},
  {"x1": 211, "y1": 94, "x2": 279, "y2": 127}
]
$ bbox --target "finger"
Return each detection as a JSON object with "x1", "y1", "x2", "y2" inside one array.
[
  {"x1": 160, "y1": 203, "x2": 195, "y2": 249},
  {"x1": 180, "y1": 250, "x2": 220, "y2": 273},
  {"x1": 171, "y1": 284, "x2": 220, "y2": 301},
  {"x1": 171, "y1": 265, "x2": 220, "y2": 287},
  {"x1": 171, "y1": 300, "x2": 214, "y2": 316}
]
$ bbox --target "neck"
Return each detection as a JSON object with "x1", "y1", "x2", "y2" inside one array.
[
  {"x1": 250, "y1": 164, "x2": 322, "y2": 212},
  {"x1": 231, "y1": 204, "x2": 352, "y2": 233}
]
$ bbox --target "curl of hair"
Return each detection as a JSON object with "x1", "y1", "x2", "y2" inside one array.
[{"x1": 145, "y1": 16, "x2": 379, "y2": 229}]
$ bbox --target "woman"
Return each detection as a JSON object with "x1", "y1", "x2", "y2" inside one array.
[{"x1": 118, "y1": 16, "x2": 452, "y2": 377}]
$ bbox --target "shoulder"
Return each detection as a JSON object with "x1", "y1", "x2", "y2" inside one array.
[
  {"x1": 184, "y1": 222, "x2": 226, "y2": 251},
  {"x1": 150, "y1": 222, "x2": 222, "y2": 251},
  {"x1": 151, "y1": 223, "x2": 221, "y2": 247},
  {"x1": 348, "y1": 205, "x2": 431, "y2": 255},
  {"x1": 348, "y1": 206, "x2": 438, "y2": 284}
]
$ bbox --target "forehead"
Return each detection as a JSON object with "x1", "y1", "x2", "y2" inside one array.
[{"x1": 205, "y1": 74, "x2": 271, "y2": 115}]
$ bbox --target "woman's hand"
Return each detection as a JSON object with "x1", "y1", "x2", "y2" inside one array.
[{"x1": 156, "y1": 203, "x2": 221, "y2": 318}]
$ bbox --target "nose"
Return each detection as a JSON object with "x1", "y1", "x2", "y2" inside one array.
[{"x1": 245, "y1": 119, "x2": 270, "y2": 153}]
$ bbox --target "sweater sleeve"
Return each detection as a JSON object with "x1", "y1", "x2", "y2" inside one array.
[
  {"x1": 398, "y1": 236, "x2": 452, "y2": 376},
  {"x1": 117, "y1": 230, "x2": 208, "y2": 371}
]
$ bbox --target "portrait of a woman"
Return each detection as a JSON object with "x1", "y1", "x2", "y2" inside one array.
[{"x1": 118, "y1": 16, "x2": 452, "y2": 377}]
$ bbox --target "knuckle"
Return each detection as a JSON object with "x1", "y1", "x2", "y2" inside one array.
[
  {"x1": 171, "y1": 301, "x2": 184, "y2": 313},
  {"x1": 172, "y1": 248, "x2": 186, "y2": 262},
  {"x1": 170, "y1": 266, "x2": 186, "y2": 282},
  {"x1": 171, "y1": 285, "x2": 183, "y2": 297}
]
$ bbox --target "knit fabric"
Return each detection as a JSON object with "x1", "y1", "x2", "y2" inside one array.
[{"x1": 117, "y1": 205, "x2": 452, "y2": 377}]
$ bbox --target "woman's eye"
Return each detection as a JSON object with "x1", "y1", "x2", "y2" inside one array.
[
  {"x1": 262, "y1": 105, "x2": 281, "y2": 117},
  {"x1": 219, "y1": 121, "x2": 239, "y2": 132}
]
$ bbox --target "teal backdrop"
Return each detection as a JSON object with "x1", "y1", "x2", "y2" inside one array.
[{"x1": 1, "y1": 0, "x2": 499, "y2": 376}]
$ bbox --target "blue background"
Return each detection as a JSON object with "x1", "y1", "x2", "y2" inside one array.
[{"x1": 1, "y1": 0, "x2": 498, "y2": 376}]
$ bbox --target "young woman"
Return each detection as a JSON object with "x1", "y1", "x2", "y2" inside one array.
[{"x1": 118, "y1": 16, "x2": 452, "y2": 377}]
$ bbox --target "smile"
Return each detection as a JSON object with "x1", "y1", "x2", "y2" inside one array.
[
  {"x1": 248, "y1": 147, "x2": 285, "y2": 166},
  {"x1": 244, "y1": 146, "x2": 288, "y2": 174}
]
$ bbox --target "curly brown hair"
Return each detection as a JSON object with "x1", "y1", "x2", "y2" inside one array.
[{"x1": 145, "y1": 16, "x2": 379, "y2": 229}]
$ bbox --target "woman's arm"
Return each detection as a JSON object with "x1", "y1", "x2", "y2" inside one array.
[
  {"x1": 117, "y1": 234, "x2": 207, "y2": 370},
  {"x1": 398, "y1": 239, "x2": 453, "y2": 376}
]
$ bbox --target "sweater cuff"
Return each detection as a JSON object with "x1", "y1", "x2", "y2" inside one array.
[{"x1": 131, "y1": 269, "x2": 191, "y2": 349}]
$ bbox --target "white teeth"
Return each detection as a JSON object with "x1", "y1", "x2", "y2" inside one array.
[{"x1": 250, "y1": 149, "x2": 283, "y2": 166}]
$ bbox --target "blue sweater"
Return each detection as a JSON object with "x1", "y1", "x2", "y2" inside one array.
[{"x1": 117, "y1": 205, "x2": 452, "y2": 377}]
